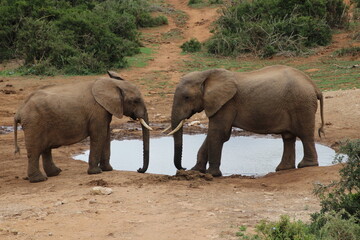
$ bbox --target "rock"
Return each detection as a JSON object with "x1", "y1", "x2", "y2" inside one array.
[
  {"x1": 90, "y1": 186, "x2": 113, "y2": 195},
  {"x1": 189, "y1": 120, "x2": 201, "y2": 126}
]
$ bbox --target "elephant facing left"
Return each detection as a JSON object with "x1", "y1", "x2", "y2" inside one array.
[{"x1": 14, "y1": 71, "x2": 152, "y2": 183}]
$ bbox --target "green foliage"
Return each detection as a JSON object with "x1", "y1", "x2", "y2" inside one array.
[
  {"x1": 236, "y1": 139, "x2": 360, "y2": 240},
  {"x1": 209, "y1": 0, "x2": 223, "y2": 4},
  {"x1": 188, "y1": 0, "x2": 203, "y2": 5},
  {"x1": 207, "y1": 0, "x2": 349, "y2": 58},
  {"x1": 0, "y1": 0, "x2": 167, "y2": 75},
  {"x1": 310, "y1": 211, "x2": 360, "y2": 240},
  {"x1": 313, "y1": 139, "x2": 360, "y2": 222},
  {"x1": 181, "y1": 38, "x2": 202, "y2": 52},
  {"x1": 256, "y1": 215, "x2": 317, "y2": 240},
  {"x1": 333, "y1": 46, "x2": 360, "y2": 57}
]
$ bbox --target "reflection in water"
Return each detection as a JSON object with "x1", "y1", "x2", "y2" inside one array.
[{"x1": 74, "y1": 135, "x2": 337, "y2": 176}]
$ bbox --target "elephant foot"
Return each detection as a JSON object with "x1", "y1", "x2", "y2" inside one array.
[
  {"x1": 87, "y1": 166, "x2": 102, "y2": 175},
  {"x1": 275, "y1": 164, "x2": 296, "y2": 172},
  {"x1": 298, "y1": 159, "x2": 319, "y2": 169},
  {"x1": 100, "y1": 164, "x2": 113, "y2": 172},
  {"x1": 206, "y1": 168, "x2": 222, "y2": 177},
  {"x1": 28, "y1": 171, "x2": 48, "y2": 183},
  {"x1": 191, "y1": 165, "x2": 206, "y2": 173},
  {"x1": 45, "y1": 166, "x2": 62, "y2": 177}
]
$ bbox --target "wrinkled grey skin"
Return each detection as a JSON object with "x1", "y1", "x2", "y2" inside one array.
[
  {"x1": 14, "y1": 72, "x2": 150, "y2": 183},
  {"x1": 170, "y1": 65, "x2": 324, "y2": 177}
]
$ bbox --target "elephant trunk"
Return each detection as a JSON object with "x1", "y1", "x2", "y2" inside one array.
[
  {"x1": 137, "y1": 114, "x2": 150, "y2": 173},
  {"x1": 172, "y1": 118, "x2": 185, "y2": 170}
]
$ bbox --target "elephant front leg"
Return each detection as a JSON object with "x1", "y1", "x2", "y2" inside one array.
[
  {"x1": 99, "y1": 127, "x2": 113, "y2": 172},
  {"x1": 191, "y1": 137, "x2": 208, "y2": 173},
  {"x1": 42, "y1": 149, "x2": 62, "y2": 177},
  {"x1": 88, "y1": 137, "x2": 105, "y2": 175},
  {"x1": 276, "y1": 133, "x2": 296, "y2": 171},
  {"x1": 206, "y1": 127, "x2": 231, "y2": 177}
]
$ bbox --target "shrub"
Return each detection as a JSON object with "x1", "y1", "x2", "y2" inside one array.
[
  {"x1": 181, "y1": 38, "x2": 202, "y2": 52},
  {"x1": 313, "y1": 139, "x2": 360, "y2": 222},
  {"x1": 207, "y1": 0, "x2": 349, "y2": 58},
  {"x1": 256, "y1": 215, "x2": 316, "y2": 240},
  {"x1": 237, "y1": 139, "x2": 360, "y2": 240},
  {"x1": 0, "y1": 0, "x2": 167, "y2": 75}
]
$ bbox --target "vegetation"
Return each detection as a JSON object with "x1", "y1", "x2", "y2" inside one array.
[
  {"x1": 180, "y1": 38, "x2": 202, "y2": 52},
  {"x1": 0, "y1": 0, "x2": 167, "y2": 75},
  {"x1": 332, "y1": 46, "x2": 360, "y2": 57},
  {"x1": 188, "y1": 0, "x2": 223, "y2": 5},
  {"x1": 236, "y1": 139, "x2": 360, "y2": 240},
  {"x1": 206, "y1": 0, "x2": 349, "y2": 58}
]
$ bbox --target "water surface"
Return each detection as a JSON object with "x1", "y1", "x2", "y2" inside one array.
[{"x1": 74, "y1": 135, "x2": 337, "y2": 176}]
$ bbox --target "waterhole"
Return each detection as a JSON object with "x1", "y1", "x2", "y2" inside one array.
[{"x1": 74, "y1": 135, "x2": 337, "y2": 176}]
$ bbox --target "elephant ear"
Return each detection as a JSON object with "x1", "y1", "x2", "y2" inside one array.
[
  {"x1": 107, "y1": 70, "x2": 124, "y2": 80},
  {"x1": 92, "y1": 78, "x2": 124, "y2": 118},
  {"x1": 202, "y1": 70, "x2": 237, "y2": 118}
]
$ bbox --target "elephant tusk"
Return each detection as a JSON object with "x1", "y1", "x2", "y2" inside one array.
[
  {"x1": 167, "y1": 120, "x2": 185, "y2": 135},
  {"x1": 161, "y1": 125, "x2": 171, "y2": 133},
  {"x1": 139, "y1": 118, "x2": 153, "y2": 131}
]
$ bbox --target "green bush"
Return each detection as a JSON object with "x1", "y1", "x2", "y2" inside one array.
[
  {"x1": 314, "y1": 139, "x2": 360, "y2": 222},
  {"x1": 237, "y1": 139, "x2": 360, "y2": 240},
  {"x1": 181, "y1": 38, "x2": 202, "y2": 52},
  {"x1": 207, "y1": 0, "x2": 349, "y2": 58},
  {"x1": 0, "y1": 0, "x2": 167, "y2": 75},
  {"x1": 256, "y1": 215, "x2": 316, "y2": 240}
]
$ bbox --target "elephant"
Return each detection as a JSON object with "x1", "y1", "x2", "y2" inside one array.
[
  {"x1": 166, "y1": 65, "x2": 325, "y2": 177},
  {"x1": 14, "y1": 71, "x2": 152, "y2": 183}
]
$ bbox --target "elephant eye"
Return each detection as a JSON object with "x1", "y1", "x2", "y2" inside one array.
[
  {"x1": 184, "y1": 95, "x2": 190, "y2": 100},
  {"x1": 133, "y1": 98, "x2": 141, "y2": 104}
]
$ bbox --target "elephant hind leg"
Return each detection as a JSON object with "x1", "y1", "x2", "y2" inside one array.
[
  {"x1": 42, "y1": 149, "x2": 62, "y2": 177},
  {"x1": 276, "y1": 132, "x2": 296, "y2": 171},
  {"x1": 26, "y1": 149, "x2": 47, "y2": 183},
  {"x1": 298, "y1": 136, "x2": 318, "y2": 168}
]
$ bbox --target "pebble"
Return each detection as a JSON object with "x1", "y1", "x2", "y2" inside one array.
[{"x1": 90, "y1": 186, "x2": 113, "y2": 195}]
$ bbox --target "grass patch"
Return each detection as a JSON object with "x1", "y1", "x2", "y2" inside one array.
[
  {"x1": 332, "y1": 47, "x2": 360, "y2": 57},
  {"x1": 137, "y1": 71, "x2": 175, "y2": 97},
  {"x1": 180, "y1": 53, "x2": 360, "y2": 90},
  {"x1": 126, "y1": 47, "x2": 156, "y2": 68}
]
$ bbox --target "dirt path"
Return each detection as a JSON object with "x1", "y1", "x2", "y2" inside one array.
[{"x1": 0, "y1": 1, "x2": 360, "y2": 239}]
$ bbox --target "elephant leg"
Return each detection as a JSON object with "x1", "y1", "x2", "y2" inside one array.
[
  {"x1": 206, "y1": 122, "x2": 232, "y2": 177},
  {"x1": 42, "y1": 149, "x2": 62, "y2": 177},
  {"x1": 26, "y1": 148, "x2": 47, "y2": 183},
  {"x1": 88, "y1": 120, "x2": 110, "y2": 174},
  {"x1": 206, "y1": 102, "x2": 235, "y2": 177},
  {"x1": 298, "y1": 136, "x2": 318, "y2": 168},
  {"x1": 276, "y1": 133, "x2": 296, "y2": 171},
  {"x1": 99, "y1": 126, "x2": 113, "y2": 172},
  {"x1": 88, "y1": 137, "x2": 105, "y2": 174},
  {"x1": 191, "y1": 136, "x2": 208, "y2": 173}
]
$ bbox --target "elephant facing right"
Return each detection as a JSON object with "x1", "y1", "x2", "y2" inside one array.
[{"x1": 167, "y1": 65, "x2": 325, "y2": 177}]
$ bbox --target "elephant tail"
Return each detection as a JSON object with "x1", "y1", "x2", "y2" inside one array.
[
  {"x1": 14, "y1": 114, "x2": 20, "y2": 154},
  {"x1": 317, "y1": 91, "x2": 325, "y2": 138}
]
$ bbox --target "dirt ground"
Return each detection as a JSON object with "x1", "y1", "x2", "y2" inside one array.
[{"x1": 0, "y1": 1, "x2": 360, "y2": 239}]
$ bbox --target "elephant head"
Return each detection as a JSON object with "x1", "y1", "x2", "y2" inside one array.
[
  {"x1": 169, "y1": 69, "x2": 237, "y2": 170},
  {"x1": 92, "y1": 75, "x2": 151, "y2": 173}
]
